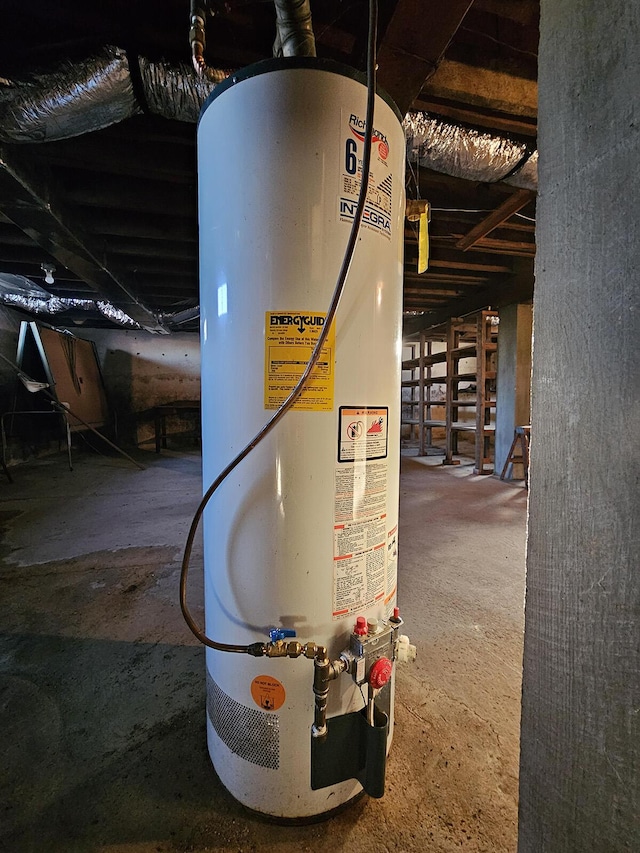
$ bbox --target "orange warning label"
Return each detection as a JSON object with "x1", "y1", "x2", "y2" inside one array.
[{"x1": 250, "y1": 675, "x2": 286, "y2": 712}]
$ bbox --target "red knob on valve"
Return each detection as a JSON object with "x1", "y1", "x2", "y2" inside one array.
[
  {"x1": 354, "y1": 616, "x2": 368, "y2": 636},
  {"x1": 368, "y1": 657, "x2": 392, "y2": 689}
]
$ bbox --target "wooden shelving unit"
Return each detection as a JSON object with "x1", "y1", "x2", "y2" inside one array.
[
  {"x1": 402, "y1": 309, "x2": 498, "y2": 471},
  {"x1": 401, "y1": 330, "x2": 447, "y2": 455}
]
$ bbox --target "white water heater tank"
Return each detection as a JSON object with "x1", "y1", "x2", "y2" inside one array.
[{"x1": 198, "y1": 58, "x2": 405, "y2": 820}]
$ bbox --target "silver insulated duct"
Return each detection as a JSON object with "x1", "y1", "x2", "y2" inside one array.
[
  {"x1": 403, "y1": 112, "x2": 538, "y2": 191},
  {"x1": 0, "y1": 47, "x2": 140, "y2": 143},
  {"x1": 0, "y1": 1, "x2": 317, "y2": 142},
  {"x1": 0, "y1": 50, "x2": 538, "y2": 189},
  {"x1": 0, "y1": 50, "x2": 538, "y2": 190},
  {"x1": 0, "y1": 46, "x2": 224, "y2": 142},
  {"x1": 0, "y1": 4, "x2": 537, "y2": 182}
]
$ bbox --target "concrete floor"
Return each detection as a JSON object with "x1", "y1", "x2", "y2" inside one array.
[{"x1": 0, "y1": 448, "x2": 527, "y2": 853}]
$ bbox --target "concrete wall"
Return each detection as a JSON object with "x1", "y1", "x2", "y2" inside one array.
[
  {"x1": 519, "y1": 1, "x2": 640, "y2": 850},
  {"x1": 0, "y1": 317, "x2": 201, "y2": 456},
  {"x1": 81, "y1": 329, "x2": 200, "y2": 448},
  {"x1": 495, "y1": 302, "x2": 532, "y2": 477}
]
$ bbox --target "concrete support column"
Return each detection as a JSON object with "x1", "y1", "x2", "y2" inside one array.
[
  {"x1": 519, "y1": 1, "x2": 640, "y2": 851},
  {"x1": 495, "y1": 302, "x2": 532, "y2": 478}
]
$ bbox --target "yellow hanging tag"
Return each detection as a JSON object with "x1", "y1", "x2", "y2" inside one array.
[{"x1": 418, "y1": 211, "x2": 429, "y2": 273}]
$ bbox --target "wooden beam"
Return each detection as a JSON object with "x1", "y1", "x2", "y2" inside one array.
[
  {"x1": 404, "y1": 275, "x2": 482, "y2": 289},
  {"x1": 403, "y1": 257, "x2": 534, "y2": 337},
  {"x1": 421, "y1": 59, "x2": 538, "y2": 118},
  {"x1": 406, "y1": 233, "x2": 523, "y2": 274},
  {"x1": 376, "y1": 0, "x2": 475, "y2": 115},
  {"x1": 84, "y1": 210, "x2": 197, "y2": 242},
  {"x1": 404, "y1": 272, "x2": 489, "y2": 285},
  {"x1": 439, "y1": 237, "x2": 535, "y2": 257},
  {"x1": 405, "y1": 288, "x2": 467, "y2": 297},
  {"x1": 412, "y1": 95, "x2": 537, "y2": 137},
  {"x1": 488, "y1": 220, "x2": 536, "y2": 234},
  {"x1": 473, "y1": 0, "x2": 539, "y2": 28},
  {"x1": 105, "y1": 237, "x2": 196, "y2": 261},
  {"x1": 66, "y1": 175, "x2": 195, "y2": 218},
  {"x1": 456, "y1": 189, "x2": 535, "y2": 250},
  {"x1": 474, "y1": 237, "x2": 536, "y2": 256},
  {"x1": 404, "y1": 253, "x2": 512, "y2": 273},
  {"x1": 429, "y1": 258, "x2": 510, "y2": 273},
  {"x1": 404, "y1": 297, "x2": 451, "y2": 307},
  {"x1": 37, "y1": 141, "x2": 195, "y2": 185}
]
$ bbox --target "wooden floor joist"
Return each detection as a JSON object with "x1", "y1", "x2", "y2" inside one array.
[{"x1": 456, "y1": 189, "x2": 535, "y2": 251}]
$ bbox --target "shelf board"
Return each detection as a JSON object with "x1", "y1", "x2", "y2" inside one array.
[
  {"x1": 449, "y1": 345, "x2": 477, "y2": 357},
  {"x1": 450, "y1": 400, "x2": 497, "y2": 407},
  {"x1": 401, "y1": 419, "x2": 446, "y2": 427},
  {"x1": 450, "y1": 372, "x2": 477, "y2": 382},
  {"x1": 402, "y1": 351, "x2": 447, "y2": 369},
  {"x1": 401, "y1": 378, "x2": 446, "y2": 387},
  {"x1": 450, "y1": 424, "x2": 495, "y2": 433}
]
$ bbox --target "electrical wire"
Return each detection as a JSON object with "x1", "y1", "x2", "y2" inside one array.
[{"x1": 179, "y1": 0, "x2": 379, "y2": 652}]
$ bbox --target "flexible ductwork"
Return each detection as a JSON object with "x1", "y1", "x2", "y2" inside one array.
[
  {"x1": 0, "y1": 46, "x2": 225, "y2": 142},
  {"x1": 0, "y1": 274, "x2": 141, "y2": 327},
  {"x1": 503, "y1": 148, "x2": 538, "y2": 190},
  {"x1": 0, "y1": 0, "x2": 316, "y2": 141},
  {"x1": 0, "y1": 273, "x2": 207, "y2": 329},
  {"x1": 403, "y1": 112, "x2": 538, "y2": 191},
  {"x1": 0, "y1": 47, "x2": 140, "y2": 143},
  {"x1": 1, "y1": 292, "x2": 141, "y2": 327},
  {"x1": 0, "y1": 50, "x2": 538, "y2": 189},
  {"x1": 137, "y1": 55, "x2": 222, "y2": 123}
]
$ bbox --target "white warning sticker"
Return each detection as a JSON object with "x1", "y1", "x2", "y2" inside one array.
[
  {"x1": 333, "y1": 411, "x2": 390, "y2": 619},
  {"x1": 335, "y1": 459, "x2": 387, "y2": 522},
  {"x1": 333, "y1": 514, "x2": 387, "y2": 619}
]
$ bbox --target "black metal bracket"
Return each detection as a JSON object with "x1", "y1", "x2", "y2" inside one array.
[{"x1": 310, "y1": 704, "x2": 389, "y2": 798}]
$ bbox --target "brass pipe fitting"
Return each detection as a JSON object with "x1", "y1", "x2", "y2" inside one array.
[
  {"x1": 264, "y1": 640, "x2": 304, "y2": 658},
  {"x1": 188, "y1": 2, "x2": 229, "y2": 83},
  {"x1": 311, "y1": 653, "x2": 347, "y2": 739},
  {"x1": 252, "y1": 639, "x2": 346, "y2": 738},
  {"x1": 303, "y1": 642, "x2": 319, "y2": 659},
  {"x1": 189, "y1": 2, "x2": 207, "y2": 77}
]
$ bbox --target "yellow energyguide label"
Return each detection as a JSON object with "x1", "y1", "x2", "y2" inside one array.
[{"x1": 264, "y1": 311, "x2": 335, "y2": 411}]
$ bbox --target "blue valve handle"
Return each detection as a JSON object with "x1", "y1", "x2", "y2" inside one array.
[{"x1": 269, "y1": 628, "x2": 297, "y2": 642}]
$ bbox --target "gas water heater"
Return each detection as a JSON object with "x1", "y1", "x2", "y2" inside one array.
[{"x1": 196, "y1": 57, "x2": 411, "y2": 820}]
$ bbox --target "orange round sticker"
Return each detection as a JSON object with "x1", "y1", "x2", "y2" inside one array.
[{"x1": 250, "y1": 675, "x2": 286, "y2": 712}]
